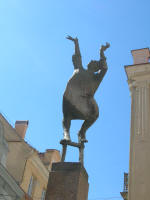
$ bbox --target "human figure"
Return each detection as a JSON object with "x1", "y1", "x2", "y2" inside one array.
[
  {"x1": 0, "y1": 121, "x2": 4, "y2": 144},
  {"x1": 62, "y1": 36, "x2": 110, "y2": 143}
]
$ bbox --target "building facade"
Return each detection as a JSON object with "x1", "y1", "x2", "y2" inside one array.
[
  {"x1": 0, "y1": 119, "x2": 25, "y2": 200},
  {"x1": 124, "y1": 48, "x2": 150, "y2": 200},
  {"x1": 0, "y1": 113, "x2": 61, "y2": 200}
]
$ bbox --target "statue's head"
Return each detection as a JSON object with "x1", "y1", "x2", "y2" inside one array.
[{"x1": 87, "y1": 60, "x2": 99, "y2": 72}]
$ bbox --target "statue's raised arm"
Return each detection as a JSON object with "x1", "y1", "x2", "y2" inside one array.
[
  {"x1": 93, "y1": 42, "x2": 110, "y2": 83},
  {"x1": 100, "y1": 42, "x2": 110, "y2": 63},
  {"x1": 66, "y1": 35, "x2": 83, "y2": 70}
]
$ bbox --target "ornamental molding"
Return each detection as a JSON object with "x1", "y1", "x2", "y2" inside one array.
[
  {"x1": 128, "y1": 79, "x2": 150, "y2": 90},
  {"x1": 125, "y1": 63, "x2": 150, "y2": 79}
]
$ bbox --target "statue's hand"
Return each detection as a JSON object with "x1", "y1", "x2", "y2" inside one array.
[
  {"x1": 100, "y1": 42, "x2": 110, "y2": 52},
  {"x1": 66, "y1": 35, "x2": 78, "y2": 42},
  {"x1": 101, "y1": 58, "x2": 107, "y2": 69}
]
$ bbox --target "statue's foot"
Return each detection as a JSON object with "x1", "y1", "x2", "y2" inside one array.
[
  {"x1": 63, "y1": 137, "x2": 71, "y2": 142},
  {"x1": 78, "y1": 134, "x2": 88, "y2": 143},
  {"x1": 80, "y1": 138, "x2": 88, "y2": 143},
  {"x1": 63, "y1": 136, "x2": 71, "y2": 141},
  {"x1": 63, "y1": 131, "x2": 71, "y2": 141}
]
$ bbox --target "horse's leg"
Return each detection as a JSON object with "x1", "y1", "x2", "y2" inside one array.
[
  {"x1": 78, "y1": 117, "x2": 98, "y2": 143},
  {"x1": 62, "y1": 116, "x2": 71, "y2": 141}
]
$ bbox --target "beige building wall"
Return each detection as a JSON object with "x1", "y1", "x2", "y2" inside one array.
[
  {"x1": 0, "y1": 118, "x2": 25, "y2": 200},
  {"x1": 6, "y1": 141, "x2": 32, "y2": 183},
  {"x1": 0, "y1": 113, "x2": 61, "y2": 200},
  {"x1": 125, "y1": 48, "x2": 150, "y2": 200},
  {"x1": 21, "y1": 150, "x2": 61, "y2": 200},
  {"x1": 21, "y1": 154, "x2": 49, "y2": 200}
]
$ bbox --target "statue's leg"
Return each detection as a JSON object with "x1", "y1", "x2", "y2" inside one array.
[
  {"x1": 78, "y1": 117, "x2": 98, "y2": 143},
  {"x1": 62, "y1": 117, "x2": 71, "y2": 141},
  {"x1": 78, "y1": 98, "x2": 99, "y2": 143}
]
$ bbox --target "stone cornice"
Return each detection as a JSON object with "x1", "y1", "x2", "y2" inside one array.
[{"x1": 125, "y1": 63, "x2": 150, "y2": 80}]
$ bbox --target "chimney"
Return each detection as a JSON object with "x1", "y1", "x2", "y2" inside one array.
[
  {"x1": 39, "y1": 149, "x2": 61, "y2": 170},
  {"x1": 15, "y1": 120, "x2": 29, "y2": 139},
  {"x1": 131, "y1": 48, "x2": 150, "y2": 65}
]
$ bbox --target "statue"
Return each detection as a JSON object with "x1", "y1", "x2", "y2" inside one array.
[
  {"x1": 0, "y1": 120, "x2": 4, "y2": 144},
  {"x1": 62, "y1": 36, "x2": 110, "y2": 144}
]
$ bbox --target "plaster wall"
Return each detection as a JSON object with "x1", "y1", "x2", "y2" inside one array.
[
  {"x1": 0, "y1": 163, "x2": 24, "y2": 200},
  {"x1": 0, "y1": 114, "x2": 61, "y2": 200},
  {"x1": 21, "y1": 154, "x2": 49, "y2": 200},
  {"x1": 6, "y1": 141, "x2": 32, "y2": 183},
  {"x1": 125, "y1": 62, "x2": 150, "y2": 200}
]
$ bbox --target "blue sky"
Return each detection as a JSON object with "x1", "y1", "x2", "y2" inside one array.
[{"x1": 0, "y1": 0, "x2": 150, "y2": 199}]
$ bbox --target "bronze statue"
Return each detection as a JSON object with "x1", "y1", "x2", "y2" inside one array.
[
  {"x1": 0, "y1": 120, "x2": 4, "y2": 143},
  {"x1": 62, "y1": 36, "x2": 110, "y2": 144}
]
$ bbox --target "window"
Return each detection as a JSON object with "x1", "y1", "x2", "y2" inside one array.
[
  {"x1": 27, "y1": 176, "x2": 37, "y2": 197},
  {"x1": 41, "y1": 189, "x2": 46, "y2": 200},
  {"x1": 123, "y1": 173, "x2": 128, "y2": 192}
]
